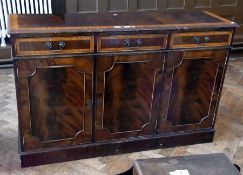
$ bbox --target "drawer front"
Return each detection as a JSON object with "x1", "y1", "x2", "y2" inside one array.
[
  {"x1": 170, "y1": 31, "x2": 232, "y2": 49},
  {"x1": 97, "y1": 34, "x2": 167, "y2": 52},
  {"x1": 15, "y1": 36, "x2": 94, "y2": 56}
]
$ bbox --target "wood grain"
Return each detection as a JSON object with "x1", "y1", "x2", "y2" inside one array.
[
  {"x1": 9, "y1": 11, "x2": 238, "y2": 34},
  {"x1": 15, "y1": 36, "x2": 94, "y2": 56},
  {"x1": 170, "y1": 31, "x2": 232, "y2": 49},
  {"x1": 95, "y1": 53, "x2": 164, "y2": 141},
  {"x1": 97, "y1": 34, "x2": 167, "y2": 52},
  {"x1": 158, "y1": 50, "x2": 228, "y2": 133},
  {"x1": 9, "y1": 11, "x2": 237, "y2": 167},
  {"x1": 15, "y1": 57, "x2": 93, "y2": 150},
  {"x1": 0, "y1": 60, "x2": 242, "y2": 173}
]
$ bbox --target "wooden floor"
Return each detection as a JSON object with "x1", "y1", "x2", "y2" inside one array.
[{"x1": 0, "y1": 60, "x2": 243, "y2": 175}]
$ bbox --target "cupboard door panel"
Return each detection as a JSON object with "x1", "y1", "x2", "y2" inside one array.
[
  {"x1": 96, "y1": 53, "x2": 164, "y2": 141},
  {"x1": 29, "y1": 67, "x2": 85, "y2": 142},
  {"x1": 158, "y1": 50, "x2": 228, "y2": 132},
  {"x1": 16, "y1": 57, "x2": 93, "y2": 150},
  {"x1": 103, "y1": 62, "x2": 153, "y2": 133},
  {"x1": 168, "y1": 59, "x2": 218, "y2": 126}
]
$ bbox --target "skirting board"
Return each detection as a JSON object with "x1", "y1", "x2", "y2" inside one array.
[{"x1": 20, "y1": 129, "x2": 215, "y2": 167}]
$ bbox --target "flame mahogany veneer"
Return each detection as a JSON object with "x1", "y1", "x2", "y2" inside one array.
[{"x1": 10, "y1": 11, "x2": 238, "y2": 167}]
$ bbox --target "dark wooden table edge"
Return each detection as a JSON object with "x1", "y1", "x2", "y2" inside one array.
[{"x1": 132, "y1": 153, "x2": 241, "y2": 175}]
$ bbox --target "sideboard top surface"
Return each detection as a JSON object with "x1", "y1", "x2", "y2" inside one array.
[{"x1": 10, "y1": 11, "x2": 238, "y2": 34}]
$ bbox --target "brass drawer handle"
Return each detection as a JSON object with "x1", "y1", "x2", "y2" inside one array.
[
  {"x1": 45, "y1": 41, "x2": 66, "y2": 51},
  {"x1": 46, "y1": 42, "x2": 52, "y2": 49},
  {"x1": 205, "y1": 36, "x2": 210, "y2": 43},
  {"x1": 136, "y1": 39, "x2": 142, "y2": 47},
  {"x1": 124, "y1": 39, "x2": 142, "y2": 47},
  {"x1": 124, "y1": 39, "x2": 131, "y2": 47},
  {"x1": 59, "y1": 41, "x2": 65, "y2": 49},
  {"x1": 194, "y1": 36, "x2": 200, "y2": 44}
]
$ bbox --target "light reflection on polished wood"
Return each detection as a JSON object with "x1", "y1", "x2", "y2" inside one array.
[{"x1": 0, "y1": 60, "x2": 243, "y2": 174}]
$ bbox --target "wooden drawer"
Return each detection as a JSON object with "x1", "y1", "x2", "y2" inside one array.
[
  {"x1": 97, "y1": 34, "x2": 167, "y2": 52},
  {"x1": 170, "y1": 31, "x2": 232, "y2": 49},
  {"x1": 15, "y1": 36, "x2": 94, "y2": 56}
]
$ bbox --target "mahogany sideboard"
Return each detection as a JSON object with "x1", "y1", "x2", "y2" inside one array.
[{"x1": 10, "y1": 11, "x2": 238, "y2": 167}]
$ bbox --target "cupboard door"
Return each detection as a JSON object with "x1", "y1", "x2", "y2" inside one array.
[
  {"x1": 96, "y1": 53, "x2": 164, "y2": 141},
  {"x1": 158, "y1": 50, "x2": 228, "y2": 132},
  {"x1": 15, "y1": 57, "x2": 93, "y2": 151}
]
